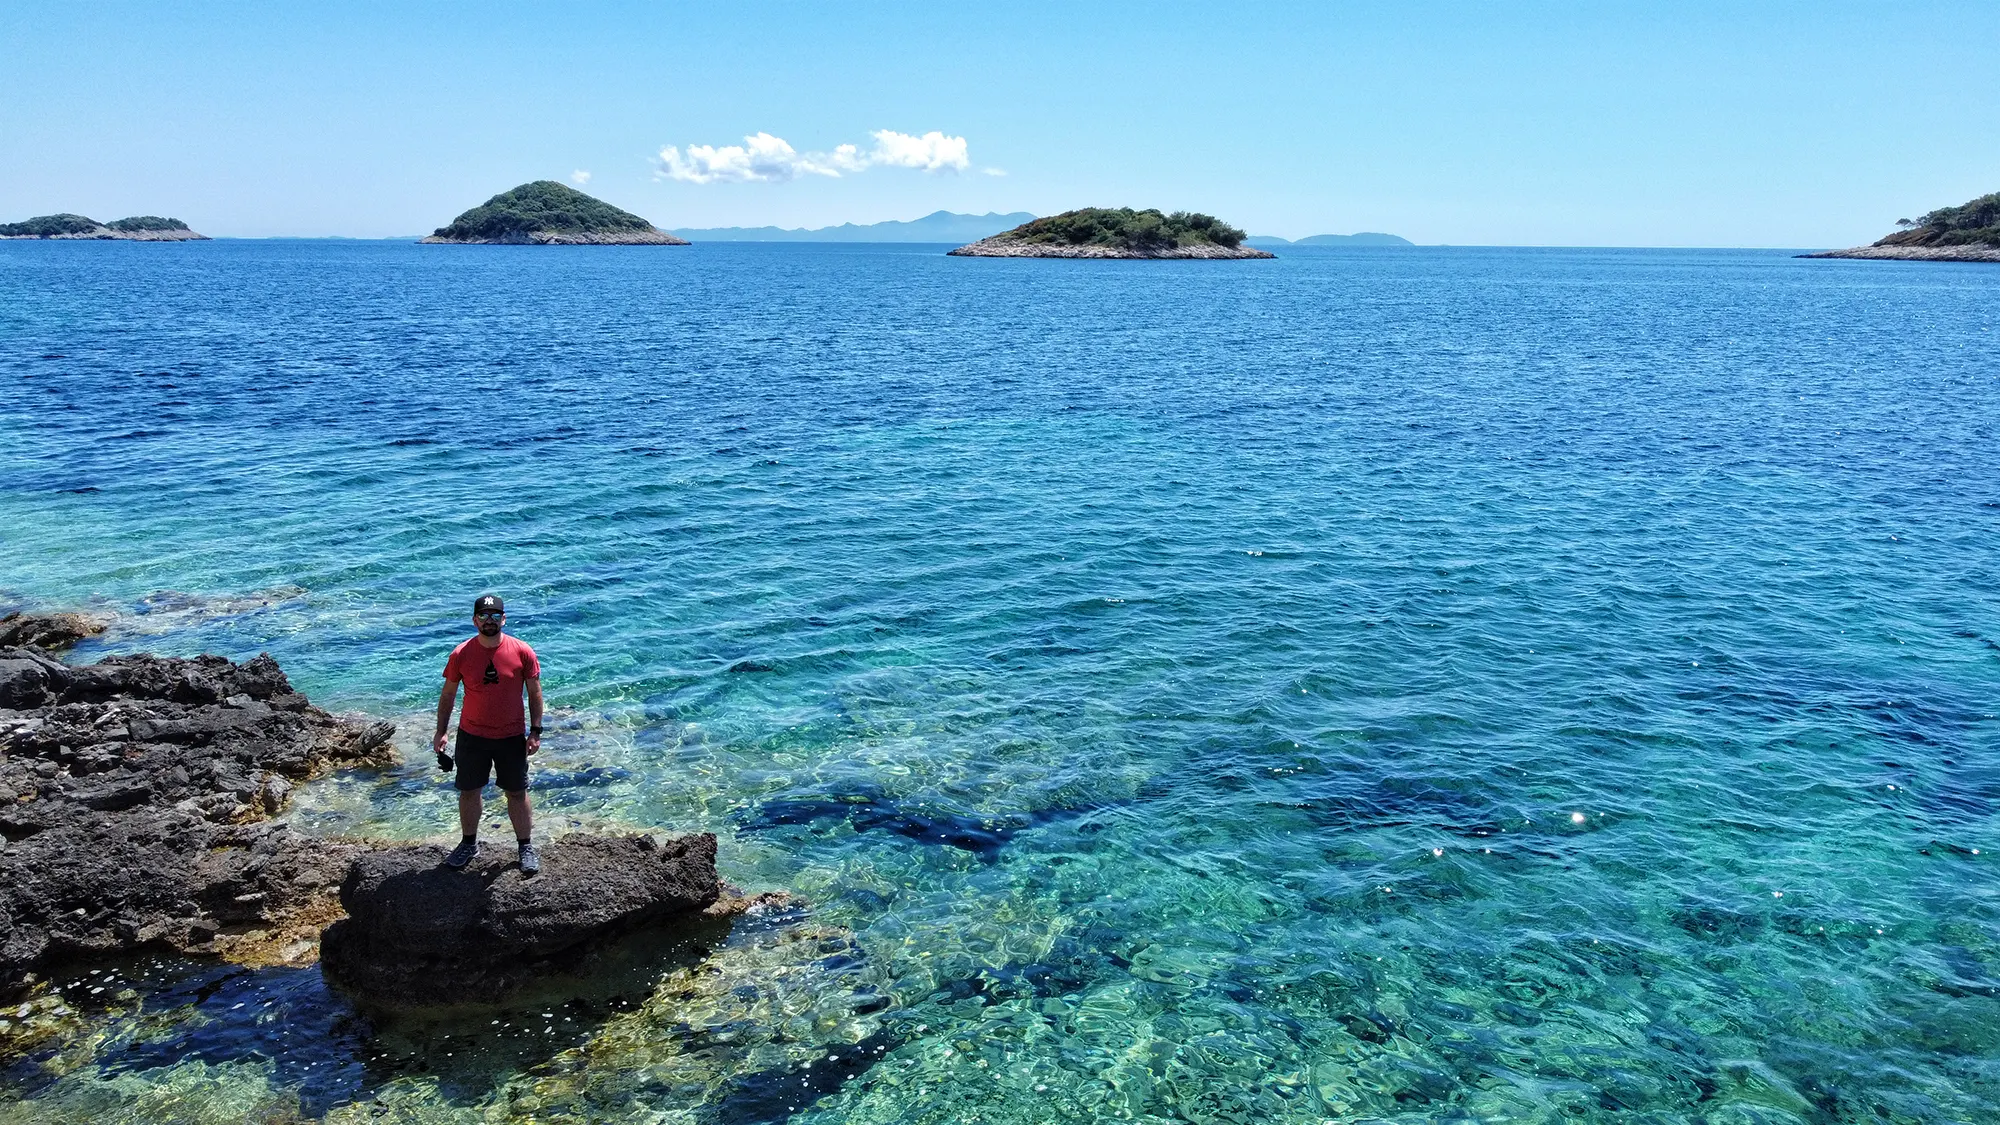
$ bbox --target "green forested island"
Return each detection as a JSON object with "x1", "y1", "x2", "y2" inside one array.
[
  {"x1": 948, "y1": 208, "x2": 1275, "y2": 259},
  {"x1": 0, "y1": 213, "x2": 205, "y2": 240},
  {"x1": 421, "y1": 181, "x2": 689, "y2": 245},
  {"x1": 1807, "y1": 189, "x2": 2000, "y2": 263}
]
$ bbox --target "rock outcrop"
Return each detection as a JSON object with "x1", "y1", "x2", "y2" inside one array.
[
  {"x1": 320, "y1": 833, "x2": 725, "y2": 1007},
  {"x1": 0, "y1": 640, "x2": 749, "y2": 1012},
  {"x1": 1800, "y1": 242, "x2": 2000, "y2": 263},
  {"x1": 0, "y1": 611, "x2": 107, "y2": 652},
  {"x1": 0, "y1": 647, "x2": 395, "y2": 1000}
]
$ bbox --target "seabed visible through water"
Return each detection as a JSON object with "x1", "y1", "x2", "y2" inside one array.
[{"x1": 1, "y1": 240, "x2": 1997, "y2": 1122}]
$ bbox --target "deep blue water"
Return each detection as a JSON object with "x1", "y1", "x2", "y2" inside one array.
[{"x1": 2, "y1": 239, "x2": 1997, "y2": 1123}]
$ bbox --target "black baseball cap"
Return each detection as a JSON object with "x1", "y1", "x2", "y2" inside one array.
[{"x1": 473, "y1": 594, "x2": 505, "y2": 615}]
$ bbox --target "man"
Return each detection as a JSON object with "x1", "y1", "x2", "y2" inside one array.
[{"x1": 432, "y1": 594, "x2": 544, "y2": 874}]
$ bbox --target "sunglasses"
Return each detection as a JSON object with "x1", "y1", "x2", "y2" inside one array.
[{"x1": 475, "y1": 610, "x2": 504, "y2": 620}]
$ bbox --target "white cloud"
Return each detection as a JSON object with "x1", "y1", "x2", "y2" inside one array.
[
  {"x1": 657, "y1": 132, "x2": 838, "y2": 184},
  {"x1": 656, "y1": 129, "x2": 971, "y2": 184},
  {"x1": 981, "y1": 167, "x2": 1008, "y2": 177},
  {"x1": 571, "y1": 170, "x2": 591, "y2": 185},
  {"x1": 866, "y1": 130, "x2": 969, "y2": 172}
]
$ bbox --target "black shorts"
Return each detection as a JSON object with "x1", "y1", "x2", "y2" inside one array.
[{"x1": 454, "y1": 731, "x2": 529, "y2": 793}]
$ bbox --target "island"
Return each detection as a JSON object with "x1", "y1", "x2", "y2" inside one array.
[
  {"x1": 421, "y1": 180, "x2": 690, "y2": 245},
  {"x1": 1803, "y1": 190, "x2": 2000, "y2": 263},
  {"x1": 0, "y1": 214, "x2": 207, "y2": 241},
  {"x1": 947, "y1": 207, "x2": 1275, "y2": 259}
]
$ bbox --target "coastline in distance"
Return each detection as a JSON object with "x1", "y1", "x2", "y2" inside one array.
[
  {"x1": 674, "y1": 210, "x2": 1035, "y2": 243},
  {"x1": 1244, "y1": 232, "x2": 1413, "y2": 247}
]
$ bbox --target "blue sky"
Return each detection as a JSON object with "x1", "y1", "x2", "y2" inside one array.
[{"x1": 3, "y1": 1, "x2": 1995, "y2": 245}]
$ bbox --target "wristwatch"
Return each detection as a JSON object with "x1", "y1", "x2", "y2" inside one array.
[{"x1": 529, "y1": 726, "x2": 543, "y2": 735}]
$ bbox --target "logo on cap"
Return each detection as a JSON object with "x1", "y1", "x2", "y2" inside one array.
[{"x1": 474, "y1": 594, "x2": 505, "y2": 615}]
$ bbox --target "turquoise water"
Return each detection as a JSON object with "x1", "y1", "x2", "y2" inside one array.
[{"x1": 2, "y1": 239, "x2": 1998, "y2": 1123}]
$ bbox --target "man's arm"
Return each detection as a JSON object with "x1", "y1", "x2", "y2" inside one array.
[
  {"x1": 433, "y1": 682, "x2": 457, "y2": 756},
  {"x1": 525, "y1": 676, "x2": 544, "y2": 755}
]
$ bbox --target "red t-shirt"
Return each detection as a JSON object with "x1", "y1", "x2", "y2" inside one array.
[{"x1": 444, "y1": 634, "x2": 541, "y2": 738}]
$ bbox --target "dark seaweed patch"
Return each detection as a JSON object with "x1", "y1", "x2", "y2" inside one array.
[
  {"x1": 736, "y1": 783, "x2": 1098, "y2": 858},
  {"x1": 700, "y1": 1026, "x2": 902, "y2": 1125},
  {"x1": 1277, "y1": 773, "x2": 1508, "y2": 839}
]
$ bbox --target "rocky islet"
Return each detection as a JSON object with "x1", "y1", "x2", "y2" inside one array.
[
  {"x1": 0, "y1": 214, "x2": 208, "y2": 241},
  {"x1": 949, "y1": 206, "x2": 1275, "y2": 259},
  {"x1": 420, "y1": 180, "x2": 690, "y2": 245}
]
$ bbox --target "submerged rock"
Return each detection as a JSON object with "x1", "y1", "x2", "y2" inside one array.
[
  {"x1": 319, "y1": 833, "x2": 724, "y2": 1007},
  {"x1": 0, "y1": 611, "x2": 107, "y2": 652},
  {"x1": 0, "y1": 646, "x2": 395, "y2": 1000}
]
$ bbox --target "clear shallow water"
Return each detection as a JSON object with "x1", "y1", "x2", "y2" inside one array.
[{"x1": 1, "y1": 239, "x2": 1998, "y2": 1123}]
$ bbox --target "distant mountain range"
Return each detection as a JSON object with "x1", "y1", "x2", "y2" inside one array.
[
  {"x1": 672, "y1": 210, "x2": 1036, "y2": 243},
  {"x1": 1243, "y1": 233, "x2": 1412, "y2": 247}
]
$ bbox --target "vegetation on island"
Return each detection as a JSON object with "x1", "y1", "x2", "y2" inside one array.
[
  {"x1": 1, "y1": 213, "x2": 199, "y2": 238},
  {"x1": 106, "y1": 216, "x2": 192, "y2": 232},
  {"x1": 996, "y1": 208, "x2": 1249, "y2": 252},
  {"x1": 431, "y1": 181, "x2": 657, "y2": 240},
  {"x1": 0, "y1": 214, "x2": 105, "y2": 237},
  {"x1": 1882, "y1": 190, "x2": 2000, "y2": 247}
]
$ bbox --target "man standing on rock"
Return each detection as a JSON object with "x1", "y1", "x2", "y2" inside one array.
[{"x1": 432, "y1": 594, "x2": 543, "y2": 874}]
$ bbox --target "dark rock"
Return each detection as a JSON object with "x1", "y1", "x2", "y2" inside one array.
[
  {"x1": 320, "y1": 833, "x2": 722, "y2": 1006},
  {"x1": 0, "y1": 611, "x2": 106, "y2": 652},
  {"x1": 0, "y1": 646, "x2": 397, "y2": 1000},
  {"x1": 0, "y1": 648, "x2": 68, "y2": 708}
]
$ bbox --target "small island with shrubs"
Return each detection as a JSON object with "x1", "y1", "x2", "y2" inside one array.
[
  {"x1": 1805, "y1": 190, "x2": 2000, "y2": 263},
  {"x1": 0, "y1": 214, "x2": 207, "y2": 241},
  {"x1": 948, "y1": 207, "x2": 1275, "y2": 259},
  {"x1": 421, "y1": 180, "x2": 689, "y2": 245}
]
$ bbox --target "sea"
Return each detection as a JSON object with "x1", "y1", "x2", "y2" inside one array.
[{"x1": 0, "y1": 239, "x2": 1996, "y2": 1124}]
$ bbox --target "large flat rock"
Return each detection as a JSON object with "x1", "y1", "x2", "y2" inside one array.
[{"x1": 319, "y1": 833, "x2": 722, "y2": 1007}]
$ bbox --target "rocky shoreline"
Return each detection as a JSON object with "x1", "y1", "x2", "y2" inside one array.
[
  {"x1": 419, "y1": 228, "x2": 690, "y2": 245},
  {"x1": 947, "y1": 237, "x2": 1273, "y2": 259},
  {"x1": 0, "y1": 615, "x2": 754, "y2": 1014},
  {"x1": 1800, "y1": 243, "x2": 2000, "y2": 263},
  {"x1": 0, "y1": 643, "x2": 397, "y2": 1000}
]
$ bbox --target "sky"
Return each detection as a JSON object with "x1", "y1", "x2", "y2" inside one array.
[{"x1": 2, "y1": 1, "x2": 1995, "y2": 246}]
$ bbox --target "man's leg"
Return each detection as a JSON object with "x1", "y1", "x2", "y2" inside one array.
[
  {"x1": 504, "y1": 789, "x2": 532, "y2": 841},
  {"x1": 446, "y1": 784, "x2": 484, "y2": 867},
  {"x1": 495, "y1": 738, "x2": 539, "y2": 874},
  {"x1": 447, "y1": 734, "x2": 495, "y2": 868}
]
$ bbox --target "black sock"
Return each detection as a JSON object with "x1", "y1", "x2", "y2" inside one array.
[
  {"x1": 461, "y1": 834, "x2": 476, "y2": 844},
  {"x1": 518, "y1": 837, "x2": 531, "y2": 847}
]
